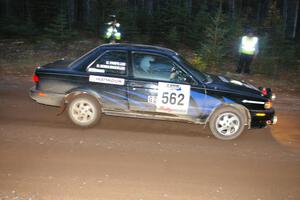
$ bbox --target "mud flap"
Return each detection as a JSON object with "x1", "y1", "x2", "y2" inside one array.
[{"x1": 56, "y1": 102, "x2": 67, "y2": 116}]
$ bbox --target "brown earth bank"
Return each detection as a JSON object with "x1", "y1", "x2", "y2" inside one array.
[{"x1": 0, "y1": 74, "x2": 299, "y2": 200}]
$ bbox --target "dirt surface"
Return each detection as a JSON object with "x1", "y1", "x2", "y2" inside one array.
[
  {"x1": 0, "y1": 39, "x2": 300, "y2": 200},
  {"x1": 0, "y1": 75, "x2": 299, "y2": 200}
]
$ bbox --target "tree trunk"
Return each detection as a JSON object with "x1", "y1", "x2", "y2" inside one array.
[
  {"x1": 86, "y1": 0, "x2": 91, "y2": 25},
  {"x1": 25, "y1": 0, "x2": 32, "y2": 23},
  {"x1": 283, "y1": 0, "x2": 288, "y2": 32},
  {"x1": 187, "y1": 0, "x2": 192, "y2": 15},
  {"x1": 230, "y1": 0, "x2": 235, "y2": 18},
  {"x1": 5, "y1": 0, "x2": 10, "y2": 17},
  {"x1": 146, "y1": 0, "x2": 153, "y2": 15},
  {"x1": 292, "y1": 0, "x2": 299, "y2": 39},
  {"x1": 68, "y1": 0, "x2": 75, "y2": 26},
  {"x1": 256, "y1": 0, "x2": 262, "y2": 23}
]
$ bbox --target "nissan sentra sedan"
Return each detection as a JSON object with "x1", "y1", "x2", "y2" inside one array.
[{"x1": 30, "y1": 43, "x2": 277, "y2": 140}]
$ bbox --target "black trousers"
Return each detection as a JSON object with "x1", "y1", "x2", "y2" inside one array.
[{"x1": 236, "y1": 53, "x2": 254, "y2": 74}]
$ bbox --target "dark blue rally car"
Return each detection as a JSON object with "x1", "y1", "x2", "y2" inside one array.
[{"x1": 30, "y1": 43, "x2": 277, "y2": 140}]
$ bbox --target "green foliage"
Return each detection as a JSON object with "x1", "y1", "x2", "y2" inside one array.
[
  {"x1": 263, "y1": 1, "x2": 285, "y2": 55},
  {"x1": 191, "y1": 53, "x2": 207, "y2": 71},
  {"x1": 1, "y1": 0, "x2": 298, "y2": 74},
  {"x1": 224, "y1": 18, "x2": 243, "y2": 56},
  {"x1": 186, "y1": 4, "x2": 210, "y2": 48},
  {"x1": 0, "y1": 17, "x2": 37, "y2": 37},
  {"x1": 167, "y1": 27, "x2": 180, "y2": 47},
  {"x1": 118, "y1": 7, "x2": 139, "y2": 41},
  {"x1": 200, "y1": 8, "x2": 229, "y2": 68},
  {"x1": 44, "y1": 8, "x2": 77, "y2": 41},
  {"x1": 256, "y1": 1, "x2": 298, "y2": 75},
  {"x1": 167, "y1": 3, "x2": 190, "y2": 41},
  {"x1": 145, "y1": 1, "x2": 191, "y2": 44}
]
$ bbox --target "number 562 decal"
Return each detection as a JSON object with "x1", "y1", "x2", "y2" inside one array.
[{"x1": 156, "y1": 82, "x2": 190, "y2": 114}]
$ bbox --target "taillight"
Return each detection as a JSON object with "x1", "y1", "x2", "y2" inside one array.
[{"x1": 32, "y1": 75, "x2": 39, "y2": 83}]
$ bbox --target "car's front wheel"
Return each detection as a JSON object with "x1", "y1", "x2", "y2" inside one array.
[
  {"x1": 67, "y1": 95, "x2": 101, "y2": 127},
  {"x1": 209, "y1": 107, "x2": 246, "y2": 140}
]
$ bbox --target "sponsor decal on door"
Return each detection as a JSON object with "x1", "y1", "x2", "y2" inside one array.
[{"x1": 89, "y1": 75, "x2": 125, "y2": 85}]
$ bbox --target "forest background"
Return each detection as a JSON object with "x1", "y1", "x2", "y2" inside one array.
[{"x1": 0, "y1": 0, "x2": 299, "y2": 78}]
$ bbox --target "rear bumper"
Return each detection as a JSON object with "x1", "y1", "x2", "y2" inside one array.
[
  {"x1": 250, "y1": 109, "x2": 277, "y2": 128},
  {"x1": 29, "y1": 87, "x2": 64, "y2": 107}
]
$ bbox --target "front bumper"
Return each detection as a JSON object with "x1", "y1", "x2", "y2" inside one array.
[
  {"x1": 250, "y1": 109, "x2": 277, "y2": 128},
  {"x1": 30, "y1": 87, "x2": 64, "y2": 107}
]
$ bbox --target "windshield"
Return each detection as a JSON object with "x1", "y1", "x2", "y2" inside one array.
[{"x1": 174, "y1": 55, "x2": 208, "y2": 83}]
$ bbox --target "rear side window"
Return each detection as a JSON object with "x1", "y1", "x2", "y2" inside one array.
[{"x1": 87, "y1": 51, "x2": 128, "y2": 75}]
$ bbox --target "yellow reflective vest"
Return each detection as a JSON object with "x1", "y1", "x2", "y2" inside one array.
[{"x1": 239, "y1": 36, "x2": 259, "y2": 56}]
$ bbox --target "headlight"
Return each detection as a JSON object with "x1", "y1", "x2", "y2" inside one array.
[{"x1": 264, "y1": 101, "x2": 273, "y2": 109}]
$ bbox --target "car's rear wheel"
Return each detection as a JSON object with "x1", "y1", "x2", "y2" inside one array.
[
  {"x1": 67, "y1": 95, "x2": 101, "y2": 127},
  {"x1": 209, "y1": 107, "x2": 246, "y2": 140}
]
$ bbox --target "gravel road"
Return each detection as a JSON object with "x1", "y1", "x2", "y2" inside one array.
[{"x1": 0, "y1": 76, "x2": 299, "y2": 200}]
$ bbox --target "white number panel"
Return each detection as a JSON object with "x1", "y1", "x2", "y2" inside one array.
[{"x1": 156, "y1": 82, "x2": 190, "y2": 114}]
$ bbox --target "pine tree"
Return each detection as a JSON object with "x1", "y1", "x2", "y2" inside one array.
[
  {"x1": 45, "y1": 6, "x2": 75, "y2": 41},
  {"x1": 200, "y1": 5, "x2": 228, "y2": 68},
  {"x1": 167, "y1": 26, "x2": 180, "y2": 47},
  {"x1": 256, "y1": 0, "x2": 297, "y2": 74},
  {"x1": 186, "y1": 4, "x2": 209, "y2": 48}
]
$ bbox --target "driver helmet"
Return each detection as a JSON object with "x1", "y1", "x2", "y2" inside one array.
[{"x1": 140, "y1": 56, "x2": 154, "y2": 72}]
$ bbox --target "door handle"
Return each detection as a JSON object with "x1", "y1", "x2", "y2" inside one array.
[{"x1": 128, "y1": 82, "x2": 144, "y2": 88}]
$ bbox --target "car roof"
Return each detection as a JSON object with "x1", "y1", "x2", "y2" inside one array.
[{"x1": 99, "y1": 43, "x2": 178, "y2": 57}]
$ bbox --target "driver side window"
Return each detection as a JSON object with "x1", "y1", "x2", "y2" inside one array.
[{"x1": 132, "y1": 53, "x2": 193, "y2": 84}]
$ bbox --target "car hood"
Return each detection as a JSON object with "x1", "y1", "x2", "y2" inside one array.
[{"x1": 205, "y1": 74, "x2": 262, "y2": 96}]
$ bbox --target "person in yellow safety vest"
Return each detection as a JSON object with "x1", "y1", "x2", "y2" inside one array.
[
  {"x1": 105, "y1": 15, "x2": 121, "y2": 43},
  {"x1": 236, "y1": 29, "x2": 259, "y2": 74}
]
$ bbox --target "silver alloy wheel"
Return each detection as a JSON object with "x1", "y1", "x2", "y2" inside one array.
[
  {"x1": 215, "y1": 112, "x2": 240, "y2": 136},
  {"x1": 70, "y1": 99, "x2": 96, "y2": 125}
]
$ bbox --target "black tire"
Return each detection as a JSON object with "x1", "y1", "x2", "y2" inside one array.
[
  {"x1": 209, "y1": 106, "x2": 246, "y2": 140},
  {"x1": 67, "y1": 95, "x2": 101, "y2": 127}
]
